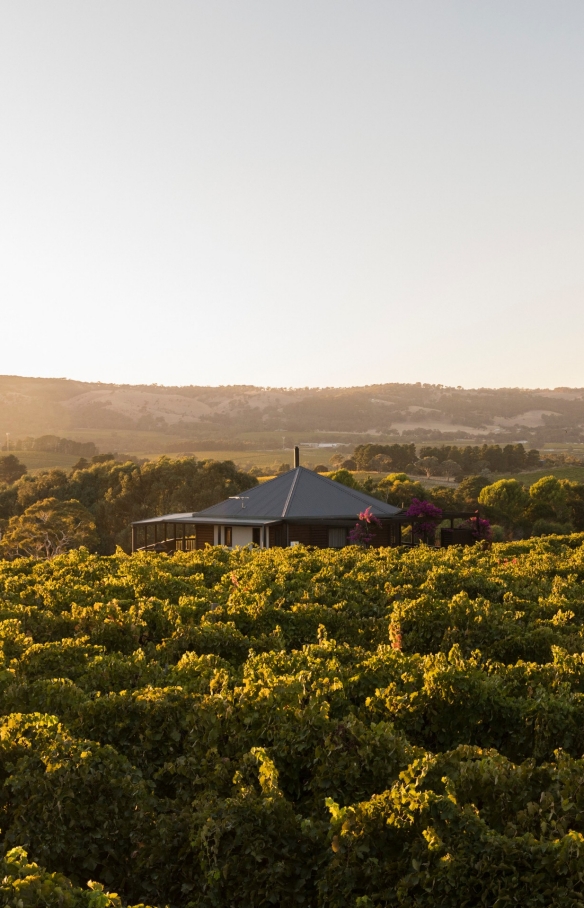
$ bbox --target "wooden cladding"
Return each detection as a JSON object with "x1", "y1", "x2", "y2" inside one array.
[
  {"x1": 268, "y1": 521, "x2": 399, "y2": 549},
  {"x1": 287, "y1": 524, "x2": 311, "y2": 546},
  {"x1": 194, "y1": 524, "x2": 214, "y2": 549},
  {"x1": 270, "y1": 525, "x2": 288, "y2": 547},
  {"x1": 281, "y1": 524, "x2": 339, "y2": 548}
]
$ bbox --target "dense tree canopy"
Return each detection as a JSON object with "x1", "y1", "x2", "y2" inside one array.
[
  {"x1": 352, "y1": 442, "x2": 542, "y2": 475},
  {"x1": 478, "y1": 479, "x2": 530, "y2": 537},
  {"x1": 353, "y1": 444, "x2": 416, "y2": 471},
  {"x1": 0, "y1": 457, "x2": 257, "y2": 554},
  {"x1": 0, "y1": 455, "x2": 27, "y2": 484},
  {"x1": 418, "y1": 442, "x2": 541, "y2": 473},
  {"x1": 0, "y1": 497, "x2": 98, "y2": 559}
]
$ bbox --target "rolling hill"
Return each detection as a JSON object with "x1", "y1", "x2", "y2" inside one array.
[{"x1": 2, "y1": 374, "x2": 584, "y2": 454}]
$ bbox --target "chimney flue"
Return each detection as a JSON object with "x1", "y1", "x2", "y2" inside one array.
[{"x1": 294, "y1": 446, "x2": 300, "y2": 468}]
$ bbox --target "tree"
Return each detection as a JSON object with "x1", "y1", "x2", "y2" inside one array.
[
  {"x1": 0, "y1": 497, "x2": 98, "y2": 558},
  {"x1": 353, "y1": 443, "x2": 416, "y2": 471},
  {"x1": 329, "y1": 454, "x2": 346, "y2": 468},
  {"x1": 92, "y1": 453, "x2": 116, "y2": 464},
  {"x1": 456, "y1": 475, "x2": 490, "y2": 509},
  {"x1": 0, "y1": 455, "x2": 27, "y2": 484},
  {"x1": 529, "y1": 475, "x2": 569, "y2": 522},
  {"x1": 441, "y1": 459, "x2": 463, "y2": 480},
  {"x1": 329, "y1": 469, "x2": 361, "y2": 489},
  {"x1": 369, "y1": 454, "x2": 393, "y2": 472},
  {"x1": 478, "y1": 479, "x2": 529, "y2": 538},
  {"x1": 531, "y1": 518, "x2": 572, "y2": 537},
  {"x1": 416, "y1": 456, "x2": 441, "y2": 477},
  {"x1": 376, "y1": 476, "x2": 427, "y2": 508},
  {"x1": 560, "y1": 480, "x2": 584, "y2": 531},
  {"x1": 0, "y1": 456, "x2": 258, "y2": 554},
  {"x1": 427, "y1": 485, "x2": 458, "y2": 511}
]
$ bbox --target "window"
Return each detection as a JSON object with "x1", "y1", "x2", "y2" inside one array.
[
  {"x1": 252, "y1": 527, "x2": 261, "y2": 546},
  {"x1": 328, "y1": 527, "x2": 347, "y2": 548},
  {"x1": 224, "y1": 526, "x2": 232, "y2": 547}
]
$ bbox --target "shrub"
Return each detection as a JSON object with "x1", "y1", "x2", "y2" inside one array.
[{"x1": 0, "y1": 543, "x2": 584, "y2": 903}]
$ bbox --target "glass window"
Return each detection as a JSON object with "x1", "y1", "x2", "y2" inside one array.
[
  {"x1": 328, "y1": 527, "x2": 347, "y2": 548},
  {"x1": 252, "y1": 527, "x2": 261, "y2": 546},
  {"x1": 224, "y1": 526, "x2": 232, "y2": 547}
]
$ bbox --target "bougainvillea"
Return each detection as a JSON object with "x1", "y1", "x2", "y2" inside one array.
[
  {"x1": 348, "y1": 506, "x2": 382, "y2": 546},
  {"x1": 462, "y1": 514, "x2": 492, "y2": 540},
  {"x1": 405, "y1": 497, "x2": 443, "y2": 539}
]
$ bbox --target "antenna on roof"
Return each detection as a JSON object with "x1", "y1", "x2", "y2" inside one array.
[
  {"x1": 294, "y1": 446, "x2": 300, "y2": 468},
  {"x1": 229, "y1": 496, "x2": 249, "y2": 510}
]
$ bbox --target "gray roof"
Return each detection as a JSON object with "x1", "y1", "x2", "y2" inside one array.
[
  {"x1": 192, "y1": 467, "x2": 402, "y2": 520},
  {"x1": 133, "y1": 515, "x2": 280, "y2": 526}
]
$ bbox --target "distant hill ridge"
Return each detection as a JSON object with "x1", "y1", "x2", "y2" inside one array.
[{"x1": 1, "y1": 374, "x2": 584, "y2": 446}]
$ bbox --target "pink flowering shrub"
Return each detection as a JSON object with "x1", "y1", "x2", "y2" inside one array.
[
  {"x1": 348, "y1": 506, "x2": 382, "y2": 546},
  {"x1": 405, "y1": 498, "x2": 442, "y2": 533},
  {"x1": 405, "y1": 498, "x2": 443, "y2": 542},
  {"x1": 462, "y1": 515, "x2": 492, "y2": 540}
]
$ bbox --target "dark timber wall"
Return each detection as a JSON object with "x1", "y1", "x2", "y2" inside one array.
[{"x1": 195, "y1": 524, "x2": 214, "y2": 549}]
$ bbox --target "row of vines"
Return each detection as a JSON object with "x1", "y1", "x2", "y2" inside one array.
[{"x1": 2, "y1": 539, "x2": 584, "y2": 905}]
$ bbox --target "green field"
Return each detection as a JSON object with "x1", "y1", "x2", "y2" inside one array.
[
  {"x1": 501, "y1": 465, "x2": 584, "y2": 484},
  {"x1": 7, "y1": 450, "x2": 82, "y2": 472},
  {"x1": 45, "y1": 426, "x2": 197, "y2": 453},
  {"x1": 141, "y1": 447, "x2": 340, "y2": 471},
  {"x1": 7, "y1": 446, "x2": 337, "y2": 474}
]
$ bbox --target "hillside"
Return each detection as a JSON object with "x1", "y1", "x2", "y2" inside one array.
[
  {"x1": 2, "y1": 540, "x2": 584, "y2": 906},
  {"x1": 2, "y1": 375, "x2": 584, "y2": 453}
]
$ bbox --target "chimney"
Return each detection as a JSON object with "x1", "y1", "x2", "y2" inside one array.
[{"x1": 294, "y1": 445, "x2": 300, "y2": 468}]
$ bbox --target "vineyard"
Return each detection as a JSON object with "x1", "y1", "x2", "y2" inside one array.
[{"x1": 2, "y1": 540, "x2": 584, "y2": 905}]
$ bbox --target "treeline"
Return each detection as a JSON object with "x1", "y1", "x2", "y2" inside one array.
[
  {"x1": 0, "y1": 456, "x2": 257, "y2": 555},
  {"x1": 2, "y1": 541, "x2": 584, "y2": 904},
  {"x1": 352, "y1": 443, "x2": 417, "y2": 470},
  {"x1": 352, "y1": 442, "x2": 541, "y2": 475},
  {"x1": 418, "y1": 442, "x2": 540, "y2": 472},
  {"x1": 8, "y1": 434, "x2": 98, "y2": 456}
]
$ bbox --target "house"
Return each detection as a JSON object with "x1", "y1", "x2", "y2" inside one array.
[
  {"x1": 131, "y1": 448, "x2": 480, "y2": 553},
  {"x1": 131, "y1": 448, "x2": 406, "y2": 552}
]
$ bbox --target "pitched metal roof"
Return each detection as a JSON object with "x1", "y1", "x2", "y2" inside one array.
[
  {"x1": 191, "y1": 467, "x2": 402, "y2": 520},
  {"x1": 133, "y1": 515, "x2": 281, "y2": 526}
]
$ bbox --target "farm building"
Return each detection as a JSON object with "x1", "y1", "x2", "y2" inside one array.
[{"x1": 131, "y1": 449, "x2": 478, "y2": 552}]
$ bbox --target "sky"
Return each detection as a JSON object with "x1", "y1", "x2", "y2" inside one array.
[{"x1": 1, "y1": 1, "x2": 584, "y2": 390}]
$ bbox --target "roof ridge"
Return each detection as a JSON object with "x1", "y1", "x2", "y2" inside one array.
[{"x1": 281, "y1": 467, "x2": 301, "y2": 517}]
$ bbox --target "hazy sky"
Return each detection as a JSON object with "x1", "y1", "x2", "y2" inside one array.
[{"x1": 1, "y1": 1, "x2": 584, "y2": 389}]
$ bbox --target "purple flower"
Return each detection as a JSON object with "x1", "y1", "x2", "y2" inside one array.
[
  {"x1": 405, "y1": 498, "x2": 443, "y2": 521},
  {"x1": 405, "y1": 498, "x2": 443, "y2": 539},
  {"x1": 358, "y1": 506, "x2": 382, "y2": 527},
  {"x1": 349, "y1": 506, "x2": 382, "y2": 546},
  {"x1": 461, "y1": 516, "x2": 492, "y2": 540}
]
